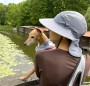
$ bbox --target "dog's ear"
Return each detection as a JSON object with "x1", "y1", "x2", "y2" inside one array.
[{"x1": 35, "y1": 27, "x2": 43, "y2": 33}]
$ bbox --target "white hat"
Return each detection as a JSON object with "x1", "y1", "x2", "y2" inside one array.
[{"x1": 39, "y1": 11, "x2": 87, "y2": 57}]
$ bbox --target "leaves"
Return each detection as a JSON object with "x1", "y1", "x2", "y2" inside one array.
[
  {"x1": 85, "y1": 6, "x2": 90, "y2": 31},
  {"x1": 0, "y1": 0, "x2": 89, "y2": 26}
]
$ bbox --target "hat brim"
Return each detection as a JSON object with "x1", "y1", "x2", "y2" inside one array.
[{"x1": 39, "y1": 18, "x2": 76, "y2": 41}]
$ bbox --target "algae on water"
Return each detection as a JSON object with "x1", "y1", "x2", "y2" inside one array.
[{"x1": 0, "y1": 34, "x2": 33, "y2": 78}]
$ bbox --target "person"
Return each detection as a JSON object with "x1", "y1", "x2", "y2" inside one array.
[{"x1": 35, "y1": 11, "x2": 90, "y2": 86}]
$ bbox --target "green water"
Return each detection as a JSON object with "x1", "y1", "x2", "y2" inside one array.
[
  {"x1": 7, "y1": 32, "x2": 37, "y2": 61},
  {"x1": 0, "y1": 26, "x2": 37, "y2": 78},
  {"x1": 0, "y1": 26, "x2": 37, "y2": 61}
]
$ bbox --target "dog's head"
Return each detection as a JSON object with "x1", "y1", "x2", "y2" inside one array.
[{"x1": 24, "y1": 27, "x2": 43, "y2": 46}]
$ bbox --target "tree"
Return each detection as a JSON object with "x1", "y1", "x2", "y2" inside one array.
[
  {"x1": 85, "y1": 6, "x2": 90, "y2": 31},
  {"x1": 29, "y1": 0, "x2": 48, "y2": 25},
  {"x1": 0, "y1": 3, "x2": 7, "y2": 25},
  {"x1": 18, "y1": 0, "x2": 32, "y2": 26},
  {"x1": 5, "y1": 3, "x2": 23, "y2": 27},
  {"x1": 29, "y1": 0, "x2": 88, "y2": 25},
  {"x1": 1, "y1": 0, "x2": 89, "y2": 27},
  {"x1": 53, "y1": 0, "x2": 88, "y2": 16}
]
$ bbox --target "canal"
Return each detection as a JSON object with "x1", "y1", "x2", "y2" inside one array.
[{"x1": 0, "y1": 26, "x2": 37, "y2": 78}]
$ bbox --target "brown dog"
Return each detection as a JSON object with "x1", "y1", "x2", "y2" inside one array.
[
  {"x1": 24, "y1": 27, "x2": 49, "y2": 46},
  {"x1": 19, "y1": 27, "x2": 55, "y2": 80}
]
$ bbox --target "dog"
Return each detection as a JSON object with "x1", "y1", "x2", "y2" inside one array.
[{"x1": 19, "y1": 27, "x2": 55, "y2": 80}]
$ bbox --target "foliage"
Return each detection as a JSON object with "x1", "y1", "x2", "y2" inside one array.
[
  {"x1": 29, "y1": 0, "x2": 48, "y2": 25},
  {"x1": 18, "y1": 0, "x2": 32, "y2": 26},
  {"x1": 5, "y1": 3, "x2": 22, "y2": 27},
  {"x1": 0, "y1": 3, "x2": 7, "y2": 25},
  {"x1": 85, "y1": 6, "x2": 90, "y2": 31},
  {"x1": 0, "y1": 0, "x2": 89, "y2": 27}
]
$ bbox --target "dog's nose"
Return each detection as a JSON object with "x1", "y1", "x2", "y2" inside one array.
[{"x1": 24, "y1": 43, "x2": 26, "y2": 45}]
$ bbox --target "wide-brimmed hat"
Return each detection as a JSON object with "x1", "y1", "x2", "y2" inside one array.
[
  {"x1": 39, "y1": 11, "x2": 87, "y2": 41},
  {"x1": 39, "y1": 11, "x2": 87, "y2": 57}
]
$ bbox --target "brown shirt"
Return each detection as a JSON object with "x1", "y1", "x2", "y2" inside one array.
[{"x1": 35, "y1": 49, "x2": 90, "y2": 86}]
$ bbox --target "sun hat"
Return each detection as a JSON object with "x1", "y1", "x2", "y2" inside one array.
[{"x1": 39, "y1": 11, "x2": 87, "y2": 57}]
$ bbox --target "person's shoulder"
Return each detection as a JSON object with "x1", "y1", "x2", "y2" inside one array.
[
  {"x1": 35, "y1": 49, "x2": 57, "y2": 58},
  {"x1": 35, "y1": 51, "x2": 44, "y2": 58}
]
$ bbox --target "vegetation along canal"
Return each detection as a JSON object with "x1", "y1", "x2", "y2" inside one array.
[{"x1": 0, "y1": 25, "x2": 37, "y2": 78}]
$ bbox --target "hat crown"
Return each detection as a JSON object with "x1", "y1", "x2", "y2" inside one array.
[{"x1": 54, "y1": 11, "x2": 87, "y2": 38}]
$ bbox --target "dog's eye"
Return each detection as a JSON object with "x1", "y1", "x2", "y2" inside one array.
[{"x1": 31, "y1": 36, "x2": 34, "y2": 38}]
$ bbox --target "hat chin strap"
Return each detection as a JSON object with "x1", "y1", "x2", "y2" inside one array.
[
  {"x1": 56, "y1": 37, "x2": 63, "y2": 48},
  {"x1": 69, "y1": 39, "x2": 82, "y2": 57}
]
